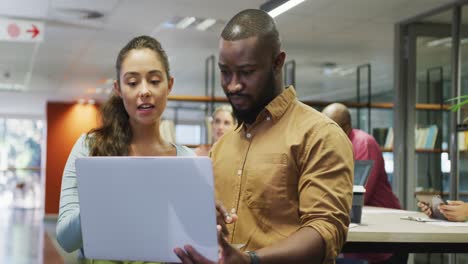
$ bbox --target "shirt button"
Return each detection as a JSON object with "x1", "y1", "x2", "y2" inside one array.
[
  {"x1": 237, "y1": 169, "x2": 242, "y2": 176},
  {"x1": 246, "y1": 133, "x2": 252, "y2": 139}
]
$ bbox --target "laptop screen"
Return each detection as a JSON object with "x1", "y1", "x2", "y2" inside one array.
[{"x1": 354, "y1": 160, "x2": 374, "y2": 186}]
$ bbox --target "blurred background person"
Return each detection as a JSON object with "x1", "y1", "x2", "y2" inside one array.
[
  {"x1": 323, "y1": 103, "x2": 405, "y2": 264},
  {"x1": 195, "y1": 104, "x2": 236, "y2": 156}
]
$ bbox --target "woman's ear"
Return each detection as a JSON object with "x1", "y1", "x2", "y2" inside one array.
[
  {"x1": 113, "y1": 80, "x2": 121, "y2": 97},
  {"x1": 167, "y1": 76, "x2": 174, "y2": 94}
]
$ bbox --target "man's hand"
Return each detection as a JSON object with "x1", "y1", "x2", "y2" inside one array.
[
  {"x1": 417, "y1": 201, "x2": 432, "y2": 217},
  {"x1": 215, "y1": 201, "x2": 237, "y2": 237},
  {"x1": 439, "y1": 200, "x2": 468, "y2": 222},
  {"x1": 174, "y1": 225, "x2": 250, "y2": 264}
]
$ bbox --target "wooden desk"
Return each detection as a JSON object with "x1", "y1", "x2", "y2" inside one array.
[{"x1": 343, "y1": 206, "x2": 468, "y2": 253}]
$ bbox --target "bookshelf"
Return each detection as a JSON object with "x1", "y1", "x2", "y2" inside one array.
[{"x1": 381, "y1": 148, "x2": 448, "y2": 153}]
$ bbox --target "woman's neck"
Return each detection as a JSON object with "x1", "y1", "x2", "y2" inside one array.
[{"x1": 129, "y1": 121, "x2": 175, "y2": 156}]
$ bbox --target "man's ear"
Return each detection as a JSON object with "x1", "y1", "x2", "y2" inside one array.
[
  {"x1": 273, "y1": 51, "x2": 286, "y2": 74},
  {"x1": 113, "y1": 80, "x2": 121, "y2": 97}
]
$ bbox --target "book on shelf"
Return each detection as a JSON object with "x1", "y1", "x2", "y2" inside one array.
[
  {"x1": 424, "y1": 125, "x2": 438, "y2": 149},
  {"x1": 415, "y1": 125, "x2": 438, "y2": 150},
  {"x1": 458, "y1": 130, "x2": 468, "y2": 151},
  {"x1": 384, "y1": 127, "x2": 393, "y2": 149}
]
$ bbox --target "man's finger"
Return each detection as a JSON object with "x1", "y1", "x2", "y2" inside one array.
[
  {"x1": 174, "y1": 248, "x2": 195, "y2": 264},
  {"x1": 216, "y1": 201, "x2": 234, "y2": 224},
  {"x1": 184, "y1": 245, "x2": 216, "y2": 264}
]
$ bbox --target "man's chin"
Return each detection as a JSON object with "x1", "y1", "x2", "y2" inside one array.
[{"x1": 233, "y1": 108, "x2": 258, "y2": 124}]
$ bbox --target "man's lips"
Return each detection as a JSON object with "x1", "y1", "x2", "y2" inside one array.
[{"x1": 228, "y1": 95, "x2": 248, "y2": 104}]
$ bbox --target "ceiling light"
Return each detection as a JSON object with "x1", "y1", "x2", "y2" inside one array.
[
  {"x1": 339, "y1": 68, "x2": 355, "y2": 76},
  {"x1": 196, "y1": 18, "x2": 216, "y2": 31},
  {"x1": 176, "y1": 17, "x2": 196, "y2": 29},
  {"x1": 0, "y1": 82, "x2": 25, "y2": 91},
  {"x1": 426, "y1": 37, "x2": 451, "y2": 47},
  {"x1": 260, "y1": 0, "x2": 305, "y2": 18}
]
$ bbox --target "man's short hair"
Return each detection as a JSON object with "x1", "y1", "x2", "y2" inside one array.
[{"x1": 221, "y1": 9, "x2": 281, "y2": 56}]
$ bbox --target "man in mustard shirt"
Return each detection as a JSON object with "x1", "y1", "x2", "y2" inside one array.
[{"x1": 174, "y1": 9, "x2": 353, "y2": 264}]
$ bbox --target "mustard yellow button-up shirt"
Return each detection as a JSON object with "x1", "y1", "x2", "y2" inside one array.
[{"x1": 211, "y1": 87, "x2": 353, "y2": 263}]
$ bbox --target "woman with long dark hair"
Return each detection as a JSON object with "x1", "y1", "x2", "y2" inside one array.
[{"x1": 56, "y1": 35, "x2": 194, "y2": 263}]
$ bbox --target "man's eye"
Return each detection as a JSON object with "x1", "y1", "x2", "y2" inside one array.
[
  {"x1": 150, "y1": 80, "x2": 161, "y2": 85},
  {"x1": 240, "y1": 70, "x2": 253, "y2": 75},
  {"x1": 128, "y1": 81, "x2": 137, "y2": 87}
]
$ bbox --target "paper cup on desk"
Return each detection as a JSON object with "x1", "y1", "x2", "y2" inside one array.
[{"x1": 350, "y1": 185, "x2": 366, "y2": 224}]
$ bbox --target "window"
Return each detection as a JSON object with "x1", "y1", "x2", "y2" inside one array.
[
  {"x1": 0, "y1": 118, "x2": 44, "y2": 208},
  {"x1": 175, "y1": 124, "x2": 201, "y2": 145}
]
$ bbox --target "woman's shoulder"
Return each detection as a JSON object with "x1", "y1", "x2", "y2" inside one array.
[
  {"x1": 174, "y1": 144, "x2": 196, "y2": 156},
  {"x1": 194, "y1": 144, "x2": 211, "y2": 156}
]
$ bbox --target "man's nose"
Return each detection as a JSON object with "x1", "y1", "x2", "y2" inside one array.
[{"x1": 227, "y1": 74, "x2": 242, "y2": 94}]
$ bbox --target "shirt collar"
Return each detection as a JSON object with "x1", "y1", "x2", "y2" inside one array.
[{"x1": 265, "y1": 85, "x2": 296, "y2": 122}]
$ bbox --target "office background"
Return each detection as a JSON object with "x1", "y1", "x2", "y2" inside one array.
[{"x1": 1, "y1": 0, "x2": 467, "y2": 263}]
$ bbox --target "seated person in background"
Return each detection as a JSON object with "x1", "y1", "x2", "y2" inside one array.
[
  {"x1": 56, "y1": 35, "x2": 195, "y2": 263},
  {"x1": 418, "y1": 200, "x2": 468, "y2": 222},
  {"x1": 195, "y1": 104, "x2": 236, "y2": 156},
  {"x1": 322, "y1": 103, "x2": 405, "y2": 264},
  {"x1": 174, "y1": 9, "x2": 353, "y2": 264}
]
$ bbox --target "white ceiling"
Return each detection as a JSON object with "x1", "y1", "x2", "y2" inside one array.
[{"x1": 0, "y1": 0, "x2": 451, "y2": 116}]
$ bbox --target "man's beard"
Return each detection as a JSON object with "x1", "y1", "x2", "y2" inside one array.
[{"x1": 228, "y1": 70, "x2": 277, "y2": 124}]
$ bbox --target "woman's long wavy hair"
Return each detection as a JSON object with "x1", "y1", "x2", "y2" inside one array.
[{"x1": 86, "y1": 35, "x2": 171, "y2": 156}]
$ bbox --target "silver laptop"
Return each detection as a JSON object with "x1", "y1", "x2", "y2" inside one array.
[
  {"x1": 76, "y1": 157, "x2": 218, "y2": 263},
  {"x1": 354, "y1": 160, "x2": 374, "y2": 186}
]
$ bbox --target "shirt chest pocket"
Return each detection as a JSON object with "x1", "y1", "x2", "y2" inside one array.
[{"x1": 243, "y1": 153, "x2": 290, "y2": 209}]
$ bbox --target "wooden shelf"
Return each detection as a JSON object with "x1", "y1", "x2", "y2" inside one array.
[
  {"x1": 167, "y1": 95, "x2": 228, "y2": 103},
  {"x1": 380, "y1": 148, "x2": 448, "y2": 153},
  {"x1": 165, "y1": 96, "x2": 450, "y2": 112},
  {"x1": 414, "y1": 103, "x2": 450, "y2": 111}
]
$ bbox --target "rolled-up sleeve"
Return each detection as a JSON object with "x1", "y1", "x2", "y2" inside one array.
[
  {"x1": 298, "y1": 123, "x2": 354, "y2": 263},
  {"x1": 56, "y1": 134, "x2": 88, "y2": 253}
]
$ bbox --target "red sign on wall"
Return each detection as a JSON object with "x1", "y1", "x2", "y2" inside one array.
[{"x1": 0, "y1": 18, "x2": 44, "y2": 42}]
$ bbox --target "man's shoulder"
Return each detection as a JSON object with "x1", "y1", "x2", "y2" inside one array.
[
  {"x1": 352, "y1": 129, "x2": 381, "y2": 148},
  {"x1": 353, "y1": 129, "x2": 377, "y2": 142},
  {"x1": 287, "y1": 100, "x2": 340, "y2": 131}
]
